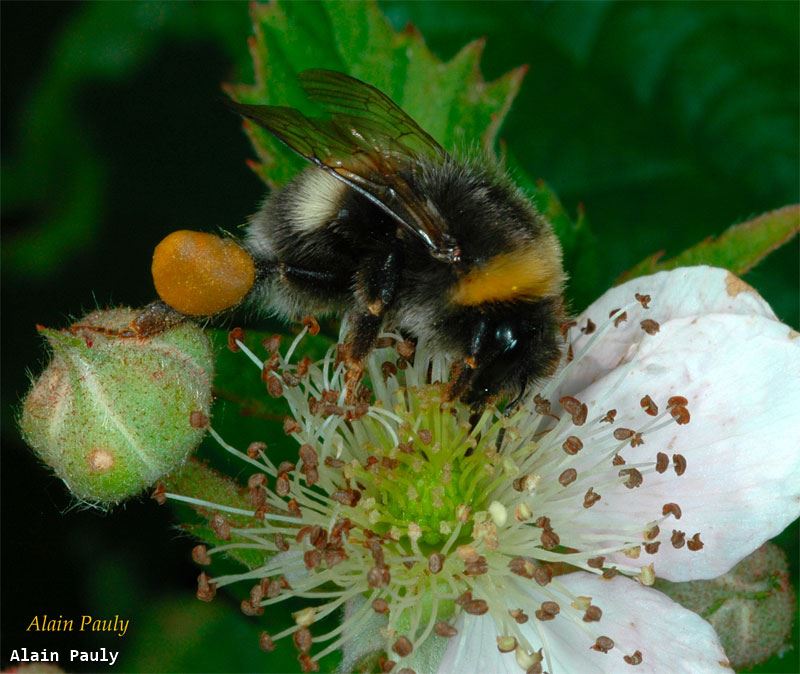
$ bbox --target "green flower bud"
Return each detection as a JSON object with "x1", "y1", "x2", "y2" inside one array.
[
  {"x1": 656, "y1": 543, "x2": 796, "y2": 669},
  {"x1": 20, "y1": 308, "x2": 213, "y2": 505}
]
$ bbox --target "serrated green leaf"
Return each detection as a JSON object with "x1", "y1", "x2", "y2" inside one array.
[
  {"x1": 505, "y1": 151, "x2": 600, "y2": 311},
  {"x1": 618, "y1": 204, "x2": 799, "y2": 283},
  {"x1": 225, "y1": 0, "x2": 525, "y2": 189}
]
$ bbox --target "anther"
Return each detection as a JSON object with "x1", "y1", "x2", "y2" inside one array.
[
  {"x1": 613, "y1": 428, "x2": 635, "y2": 441},
  {"x1": 464, "y1": 556, "x2": 489, "y2": 577},
  {"x1": 227, "y1": 327, "x2": 245, "y2": 352},
  {"x1": 246, "y1": 441, "x2": 266, "y2": 458},
  {"x1": 263, "y1": 372, "x2": 283, "y2": 398},
  {"x1": 509, "y1": 608, "x2": 529, "y2": 624},
  {"x1": 428, "y1": 552, "x2": 445, "y2": 574},
  {"x1": 488, "y1": 501, "x2": 508, "y2": 527},
  {"x1": 515, "y1": 647, "x2": 542, "y2": 671},
  {"x1": 210, "y1": 514, "x2": 231, "y2": 540},
  {"x1": 662, "y1": 503, "x2": 682, "y2": 519},
  {"x1": 562, "y1": 436, "x2": 583, "y2": 455},
  {"x1": 533, "y1": 564, "x2": 553, "y2": 586},
  {"x1": 560, "y1": 396, "x2": 588, "y2": 426},
  {"x1": 259, "y1": 632, "x2": 275, "y2": 652},
  {"x1": 592, "y1": 636, "x2": 614, "y2": 653},
  {"x1": 372, "y1": 598, "x2": 389, "y2": 614},
  {"x1": 464, "y1": 599, "x2": 489, "y2": 615},
  {"x1": 612, "y1": 454, "x2": 626, "y2": 466},
  {"x1": 587, "y1": 556, "x2": 605, "y2": 569},
  {"x1": 435, "y1": 622, "x2": 458, "y2": 637},
  {"x1": 196, "y1": 572, "x2": 217, "y2": 602},
  {"x1": 534, "y1": 601, "x2": 560, "y2": 621},
  {"x1": 640, "y1": 319, "x2": 660, "y2": 335},
  {"x1": 624, "y1": 650, "x2": 643, "y2": 665},
  {"x1": 497, "y1": 636, "x2": 518, "y2": 653},
  {"x1": 241, "y1": 598, "x2": 264, "y2": 616},
  {"x1": 303, "y1": 549, "x2": 322, "y2": 570},
  {"x1": 670, "y1": 406, "x2": 691, "y2": 425},
  {"x1": 283, "y1": 418, "x2": 301, "y2": 435},
  {"x1": 455, "y1": 591, "x2": 472, "y2": 606},
  {"x1": 672, "y1": 454, "x2": 687, "y2": 476},
  {"x1": 509, "y1": 557, "x2": 536, "y2": 579},
  {"x1": 301, "y1": 315, "x2": 320, "y2": 336},
  {"x1": 533, "y1": 394, "x2": 552, "y2": 416},
  {"x1": 638, "y1": 563, "x2": 656, "y2": 586},
  {"x1": 644, "y1": 541, "x2": 661, "y2": 554},
  {"x1": 298, "y1": 444, "x2": 318, "y2": 468},
  {"x1": 614, "y1": 311, "x2": 628, "y2": 327},
  {"x1": 293, "y1": 606, "x2": 315, "y2": 627},
  {"x1": 635, "y1": 293, "x2": 651, "y2": 309},
  {"x1": 644, "y1": 524, "x2": 660, "y2": 541},
  {"x1": 655, "y1": 452, "x2": 669, "y2": 473},
  {"x1": 639, "y1": 395, "x2": 658, "y2": 417},
  {"x1": 687, "y1": 533, "x2": 704, "y2": 551},
  {"x1": 601, "y1": 409, "x2": 617, "y2": 423},
  {"x1": 559, "y1": 468, "x2": 577, "y2": 486},
  {"x1": 396, "y1": 340, "x2": 416, "y2": 361},
  {"x1": 583, "y1": 605, "x2": 602, "y2": 622},
  {"x1": 602, "y1": 568, "x2": 619, "y2": 579},
  {"x1": 367, "y1": 565, "x2": 390, "y2": 588},
  {"x1": 515, "y1": 503, "x2": 533, "y2": 521},
  {"x1": 581, "y1": 318, "x2": 597, "y2": 334},
  {"x1": 583, "y1": 487, "x2": 601, "y2": 508},
  {"x1": 619, "y1": 467, "x2": 643, "y2": 489},
  {"x1": 192, "y1": 545, "x2": 211, "y2": 565},
  {"x1": 540, "y1": 529, "x2": 560, "y2": 549},
  {"x1": 671, "y1": 530, "x2": 686, "y2": 549}
]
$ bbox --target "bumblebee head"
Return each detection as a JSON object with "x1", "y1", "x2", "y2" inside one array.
[
  {"x1": 151, "y1": 230, "x2": 256, "y2": 317},
  {"x1": 460, "y1": 301, "x2": 563, "y2": 408}
]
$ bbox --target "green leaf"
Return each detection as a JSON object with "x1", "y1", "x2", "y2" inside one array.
[
  {"x1": 618, "y1": 204, "x2": 799, "y2": 283},
  {"x1": 225, "y1": 0, "x2": 526, "y2": 188},
  {"x1": 506, "y1": 151, "x2": 600, "y2": 311},
  {"x1": 164, "y1": 458, "x2": 269, "y2": 570}
]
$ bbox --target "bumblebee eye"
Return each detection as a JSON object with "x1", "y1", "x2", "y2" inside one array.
[{"x1": 151, "y1": 230, "x2": 256, "y2": 316}]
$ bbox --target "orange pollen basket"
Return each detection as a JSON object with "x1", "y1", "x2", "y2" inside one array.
[{"x1": 151, "y1": 230, "x2": 256, "y2": 316}]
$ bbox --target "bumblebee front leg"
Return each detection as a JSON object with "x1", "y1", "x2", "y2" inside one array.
[{"x1": 446, "y1": 316, "x2": 490, "y2": 402}]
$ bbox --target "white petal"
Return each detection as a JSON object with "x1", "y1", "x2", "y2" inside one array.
[
  {"x1": 551, "y1": 573, "x2": 733, "y2": 674},
  {"x1": 435, "y1": 611, "x2": 531, "y2": 674},
  {"x1": 554, "y1": 312, "x2": 800, "y2": 581},
  {"x1": 557, "y1": 266, "x2": 777, "y2": 399},
  {"x1": 436, "y1": 573, "x2": 731, "y2": 674}
]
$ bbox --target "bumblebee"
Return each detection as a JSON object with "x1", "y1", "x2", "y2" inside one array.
[{"x1": 149, "y1": 69, "x2": 565, "y2": 405}]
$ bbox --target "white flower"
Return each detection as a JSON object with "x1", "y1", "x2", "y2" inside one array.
[{"x1": 171, "y1": 266, "x2": 800, "y2": 674}]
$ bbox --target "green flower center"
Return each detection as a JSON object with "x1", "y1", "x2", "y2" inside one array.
[{"x1": 353, "y1": 385, "x2": 502, "y2": 551}]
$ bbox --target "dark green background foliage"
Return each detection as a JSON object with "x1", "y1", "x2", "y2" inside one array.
[{"x1": 2, "y1": 2, "x2": 797, "y2": 673}]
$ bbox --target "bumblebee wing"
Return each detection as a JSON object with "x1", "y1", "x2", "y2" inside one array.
[
  {"x1": 229, "y1": 72, "x2": 460, "y2": 263},
  {"x1": 298, "y1": 69, "x2": 445, "y2": 161}
]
